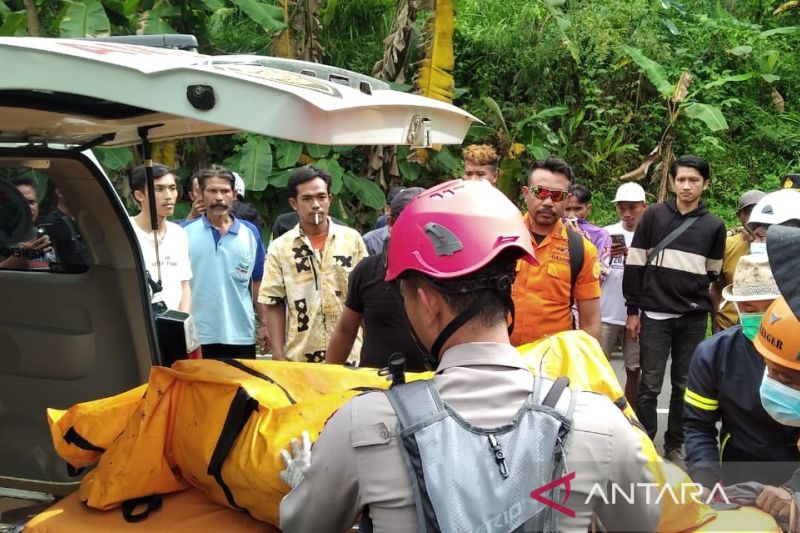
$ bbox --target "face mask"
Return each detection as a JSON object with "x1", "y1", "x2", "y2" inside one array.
[
  {"x1": 750, "y1": 241, "x2": 767, "y2": 255},
  {"x1": 760, "y1": 371, "x2": 800, "y2": 427},
  {"x1": 738, "y1": 311, "x2": 764, "y2": 341}
]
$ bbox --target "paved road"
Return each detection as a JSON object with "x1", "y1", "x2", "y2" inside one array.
[{"x1": 609, "y1": 353, "x2": 672, "y2": 453}]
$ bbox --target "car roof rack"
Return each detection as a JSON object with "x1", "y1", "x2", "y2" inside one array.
[
  {"x1": 79, "y1": 35, "x2": 388, "y2": 95},
  {"x1": 212, "y1": 56, "x2": 390, "y2": 95},
  {"x1": 79, "y1": 34, "x2": 199, "y2": 52}
]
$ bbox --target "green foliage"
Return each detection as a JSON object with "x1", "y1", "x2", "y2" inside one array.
[
  {"x1": 343, "y1": 172, "x2": 385, "y2": 210},
  {"x1": 4, "y1": 0, "x2": 799, "y2": 230},
  {"x1": 60, "y1": 0, "x2": 111, "y2": 37},
  {"x1": 446, "y1": 0, "x2": 800, "y2": 227},
  {"x1": 237, "y1": 136, "x2": 273, "y2": 191},
  {"x1": 0, "y1": 9, "x2": 26, "y2": 35},
  {"x1": 622, "y1": 45, "x2": 674, "y2": 98},
  {"x1": 230, "y1": 0, "x2": 285, "y2": 33}
]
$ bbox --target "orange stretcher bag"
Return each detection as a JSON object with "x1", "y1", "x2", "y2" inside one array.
[{"x1": 47, "y1": 359, "x2": 401, "y2": 526}]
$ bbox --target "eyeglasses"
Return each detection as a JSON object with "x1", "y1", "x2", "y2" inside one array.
[{"x1": 528, "y1": 186, "x2": 568, "y2": 202}]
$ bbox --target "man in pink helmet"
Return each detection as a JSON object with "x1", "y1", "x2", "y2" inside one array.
[{"x1": 278, "y1": 180, "x2": 658, "y2": 532}]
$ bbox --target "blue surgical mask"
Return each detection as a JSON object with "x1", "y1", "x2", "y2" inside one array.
[
  {"x1": 760, "y1": 370, "x2": 800, "y2": 427},
  {"x1": 750, "y1": 241, "x2": 767, "y2": 255},
  {"x1": 738, "y1": 311, "x2": 764, "y2": 342}
]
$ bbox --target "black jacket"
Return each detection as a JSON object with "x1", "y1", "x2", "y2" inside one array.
[
  {"x1": 684, "y1": 326, "x2": 800, "y2": 488},
  {"x1": 623, "y1": 198, "x2": 725, "y2": 315},
  {"x1": 231, "y1": 199, "x2": 266, "y2": 237}
]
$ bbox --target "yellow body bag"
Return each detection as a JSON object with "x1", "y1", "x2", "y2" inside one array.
[{"x1": 48, "y1": 359, "x2": 402, "y2": 525}]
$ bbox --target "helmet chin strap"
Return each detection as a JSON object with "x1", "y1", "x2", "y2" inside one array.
[{"x1": 429, "y1": 290, "x2": 516, "y2": 361}]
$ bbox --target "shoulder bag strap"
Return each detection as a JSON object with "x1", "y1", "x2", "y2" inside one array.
[{"x1": 645, "y1": 215, "x2": 701, "y2": 266}]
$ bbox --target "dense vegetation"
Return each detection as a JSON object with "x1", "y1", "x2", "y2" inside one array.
[{"x1": 2, "y1": 0, "x2": 798, "y2": 231}]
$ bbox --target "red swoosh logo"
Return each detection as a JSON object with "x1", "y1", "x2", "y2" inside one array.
[{"x1": 530, "y1": 471, "x2": 576, "y2": 518}]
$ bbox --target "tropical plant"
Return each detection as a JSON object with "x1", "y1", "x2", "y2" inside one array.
[{"x1": 3, "y1": 0, "x2": 799, "y2": 230}]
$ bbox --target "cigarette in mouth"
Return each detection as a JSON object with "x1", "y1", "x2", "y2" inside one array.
[{"x1": 314, "y1": 213, "x2": 320, "y2": 225}]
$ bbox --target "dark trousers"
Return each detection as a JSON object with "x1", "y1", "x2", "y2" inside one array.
[
  {"x1": 201, "y1": 343, "x2": 256, "y2": 359},
  {"x1": 636, "y1": 313, "x2": 707, "y2": 451}
]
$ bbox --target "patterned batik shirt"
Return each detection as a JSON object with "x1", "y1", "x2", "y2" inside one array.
[{"x1": 259, "y1": 218, "x2": 367, "y2": 363}]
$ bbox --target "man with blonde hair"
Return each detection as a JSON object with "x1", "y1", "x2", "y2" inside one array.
[{"x1": 462, "y1": 144, "x2": 499, "y2": 185}]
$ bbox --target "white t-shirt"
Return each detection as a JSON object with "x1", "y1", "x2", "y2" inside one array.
[
  {"x1": 599, "y1": 222, "x2": 634, "y2": 326},
  {"x1": 130, "y1": 218, "x2": 192, "y2": 310}
]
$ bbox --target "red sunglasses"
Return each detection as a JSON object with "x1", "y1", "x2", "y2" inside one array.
[{"x1": 528, "y1": 186, "x2": 569, "y2": 202}]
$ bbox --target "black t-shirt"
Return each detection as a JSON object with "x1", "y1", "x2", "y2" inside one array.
[
  {"x1": 345, "y1": 254, "x2": 428, "y2": 371},
  {"x1": 231, "y1": 199, "x2": 266, "y2": 237}
]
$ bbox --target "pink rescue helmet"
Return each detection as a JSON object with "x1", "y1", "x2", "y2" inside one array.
[{"x1": 385, "y1": 179, "x2": 536, "y2": 282}]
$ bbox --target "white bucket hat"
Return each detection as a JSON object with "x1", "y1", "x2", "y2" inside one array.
[{"x1": 721, "y1": 253, "x2": 781, "y2": 302}]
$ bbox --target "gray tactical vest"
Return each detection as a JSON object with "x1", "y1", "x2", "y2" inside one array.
[{"x1": 383, "y1": 376, "x2": 574, "y2": 533}]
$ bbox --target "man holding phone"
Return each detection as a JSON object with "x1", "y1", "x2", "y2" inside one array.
[{"x1": 600, "y1": 182, "x2": 647, "y2": 409}]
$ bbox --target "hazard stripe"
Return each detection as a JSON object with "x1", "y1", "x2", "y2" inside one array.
[{"x1": 684, "y1": 389, "x2": 719, "y2": 411}]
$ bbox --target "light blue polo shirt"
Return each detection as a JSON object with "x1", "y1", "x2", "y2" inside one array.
[{"x1": 182, "y1": 214, "x2": 265, "y2": 346}]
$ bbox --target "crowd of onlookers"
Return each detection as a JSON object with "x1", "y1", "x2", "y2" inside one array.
[{"x1": 6, "y1": 145, "x2": 800, "y2": 523}]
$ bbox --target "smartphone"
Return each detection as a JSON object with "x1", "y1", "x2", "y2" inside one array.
[{"x1": 611, "y1": 233, "x2": 626, "y2": 247}]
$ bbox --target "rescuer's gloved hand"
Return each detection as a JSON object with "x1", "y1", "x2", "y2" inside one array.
[{"x1": 279, "y1": 431, "x2": 312, "y2": 489}]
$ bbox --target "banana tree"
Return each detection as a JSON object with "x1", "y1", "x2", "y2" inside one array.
[{"x1": 619, "y1": 46, "x2": 739, "y2": 200}]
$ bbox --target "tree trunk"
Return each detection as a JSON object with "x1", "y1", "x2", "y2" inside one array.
[
  {"x1": 272, "y1": 0, "x2": 296, "y2": 59},
  {"x1": 656, "y1": 137, "x2": 674, "y2": 202},
  {"x1": 300, "y1": 0, "x2": 321, "y2": 62},
  {"x1": 23, "y1": 0, "x2": 40, "y2": 37}
]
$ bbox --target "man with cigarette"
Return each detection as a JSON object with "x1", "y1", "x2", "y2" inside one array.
[{"x1": 259, "y1": 166, "x2": 367, "y2": 363}]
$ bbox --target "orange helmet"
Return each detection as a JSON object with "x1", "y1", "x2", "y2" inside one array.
[{"x1": 754, "y1": 296, "x2": 800, "y2": 371}]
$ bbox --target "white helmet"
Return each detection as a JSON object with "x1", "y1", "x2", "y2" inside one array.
[
  {"x1": 747, "y1": 189, "x2": 800, "y2": 229},
  {"x1": 232, "y1": 172, "x2": 246, "y2": 199}
]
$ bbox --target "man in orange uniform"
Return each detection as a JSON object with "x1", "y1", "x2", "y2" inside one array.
[{"x1": 510, "y1": 157, "x2": 601, "y2": 346}]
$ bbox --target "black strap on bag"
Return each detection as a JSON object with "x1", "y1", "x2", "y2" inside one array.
[
  {"x1": 207, "y1": 387, "x2": 259, "y2": 511},
  {"x1": 566, "y1": 228, "x2": 584, "y2": 302},
  {"x1": 63, "y1": 426, "x2": 105, "y2": 453},
  {"x1": 645, "y1": 216, "x2": 700, "y2": 266},
  {"x1": 566, "y1": 229, "x2": 584, "y2": 329},
  {"x1": 121, "y1": 494, "x2": 163, "y2": 522},
  {"x1": 63, "y1": 426, "x2": 106, "y2": 477}
]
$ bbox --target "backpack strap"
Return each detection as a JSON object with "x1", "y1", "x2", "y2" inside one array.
[
  {"x1": 566, "y1": 228, "x2": 584, "y2": 329},
  {"x1": 566, "y1": 228, "x2": 584, "y2": 297},
  {"x1": 383, "y1": 380, "x2": 446, "y2": 533},
  {"x1": 542, "y1": 376, "x2": 570, "y2": 408},
  {"x1": 384, "y1": 380, "x2": 445, "y2": 433}
]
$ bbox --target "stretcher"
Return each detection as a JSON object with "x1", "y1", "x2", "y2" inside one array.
[{"x1": 25, "y1": 488, "x2": 276, "y2": 533}]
